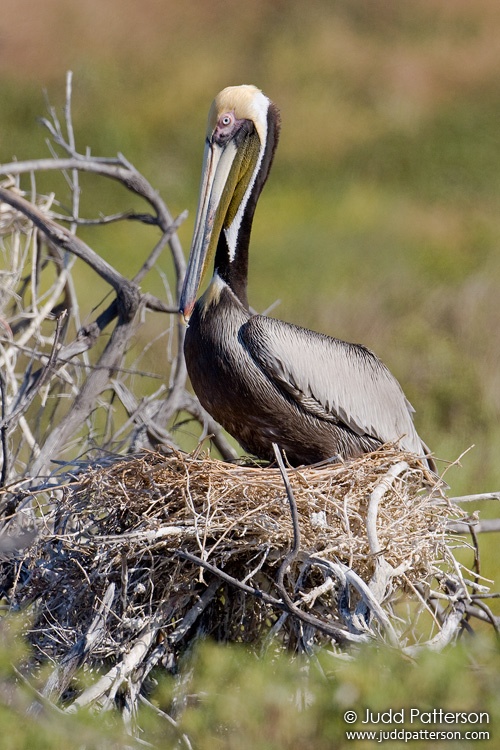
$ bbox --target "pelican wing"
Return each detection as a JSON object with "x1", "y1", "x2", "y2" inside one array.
[{"x1": 241, "y1": 315, "x2": 423, "y2": 452}]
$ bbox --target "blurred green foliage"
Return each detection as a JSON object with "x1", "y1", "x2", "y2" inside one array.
[
  {"x1": 0, "y1": 618, "x2": 128, "y2": 750},
  {"x1": 1, "y1": 615, "x2": 499, "y2": 749},
  {"x1": 1, "y1": 0, "x2": 499, "y2": 596},
  {"x1": 2, "y1": 0, "x2": 500, "y2": 494},
  {"x1": 2, "y1": 0, "x2": 500, "y2": 496},
  {"x1": 1, "y1": 4, "x2": 500, "y2": 738},
  {"x1": 162, "y1": 637, "x2": 500, "y2": 749}
]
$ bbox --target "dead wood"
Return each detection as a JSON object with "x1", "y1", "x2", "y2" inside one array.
[{"x1": 0, "y1": 72, "x2": 233, "y2": 491}]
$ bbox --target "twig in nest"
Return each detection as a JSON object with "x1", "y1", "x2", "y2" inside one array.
[
  {"x1": 272, "y1": 444, "x2": 368, "y2": 645},
  {"x1": 0, "y1": 372, "x2": 8, "y2": 487},
  {"x1": 39, "y1": 582, "x2": 116, "y2": 705},
  {"x1": 139, "y1": 696, "x2": 193, "y2": 750}
]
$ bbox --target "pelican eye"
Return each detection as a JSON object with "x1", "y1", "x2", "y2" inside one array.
[{"x1": 213, "y1": 111, "x2": 241, "y2": 145}]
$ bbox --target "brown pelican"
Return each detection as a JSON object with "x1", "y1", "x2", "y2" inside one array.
[{"x1": 180, "y1": 85, "x2": 434, "y2": 469}]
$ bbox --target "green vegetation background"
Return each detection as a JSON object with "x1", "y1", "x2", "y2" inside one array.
[{"x1": 1, "y1": 1, "x2": 500, "y2": 746}]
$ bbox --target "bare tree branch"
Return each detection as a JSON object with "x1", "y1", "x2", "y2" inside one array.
[
  {"x1": 0, "y1": 154, "x2": 186, "y2": 282},
  {"x1": 0, "y1": 186, "x2": 137, "y2": 303},
  {"x1": 0, "y1": 75, "x2": 240, "y2": 488},
  {"x1": 449, "y1": 492, "x2": 500, "y2": 503}
]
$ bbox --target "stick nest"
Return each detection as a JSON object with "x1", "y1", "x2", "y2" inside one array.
[{"x1": 5, "y1": 446, "x2": 472, "y2": 708}]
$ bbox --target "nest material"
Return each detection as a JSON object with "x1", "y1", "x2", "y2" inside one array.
[
  {"x1": 6, "y1": 446, "x2": 469, "y2": 709},
  {"x1": 57, "y1": 447, "x2": 445, "y2": 582}
]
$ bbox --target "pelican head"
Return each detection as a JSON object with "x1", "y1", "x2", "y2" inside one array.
[{"x1": 179, "y1": 85, "x2": 275, "y2": 321}]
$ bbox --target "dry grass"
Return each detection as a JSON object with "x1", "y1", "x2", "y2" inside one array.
[{"x1": 50, "y1": 446, "x2": 449, "y2": 583}]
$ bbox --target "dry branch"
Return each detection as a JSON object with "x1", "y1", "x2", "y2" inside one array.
[{"x1": 0, "y1": 72, "x2": 235, "y2": 490}]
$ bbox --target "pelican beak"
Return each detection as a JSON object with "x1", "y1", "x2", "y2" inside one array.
[{"x1": 179, "y1": 137, "x2": 243, "y2": 322}]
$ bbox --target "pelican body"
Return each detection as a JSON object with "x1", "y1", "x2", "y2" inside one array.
[{"x1": 180, "y1": 85, "x2": 433, "y2": 468}]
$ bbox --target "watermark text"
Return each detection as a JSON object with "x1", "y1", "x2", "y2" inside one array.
[{"x1": 342, "y1": 708, "x2": 490, "y2": 743}]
